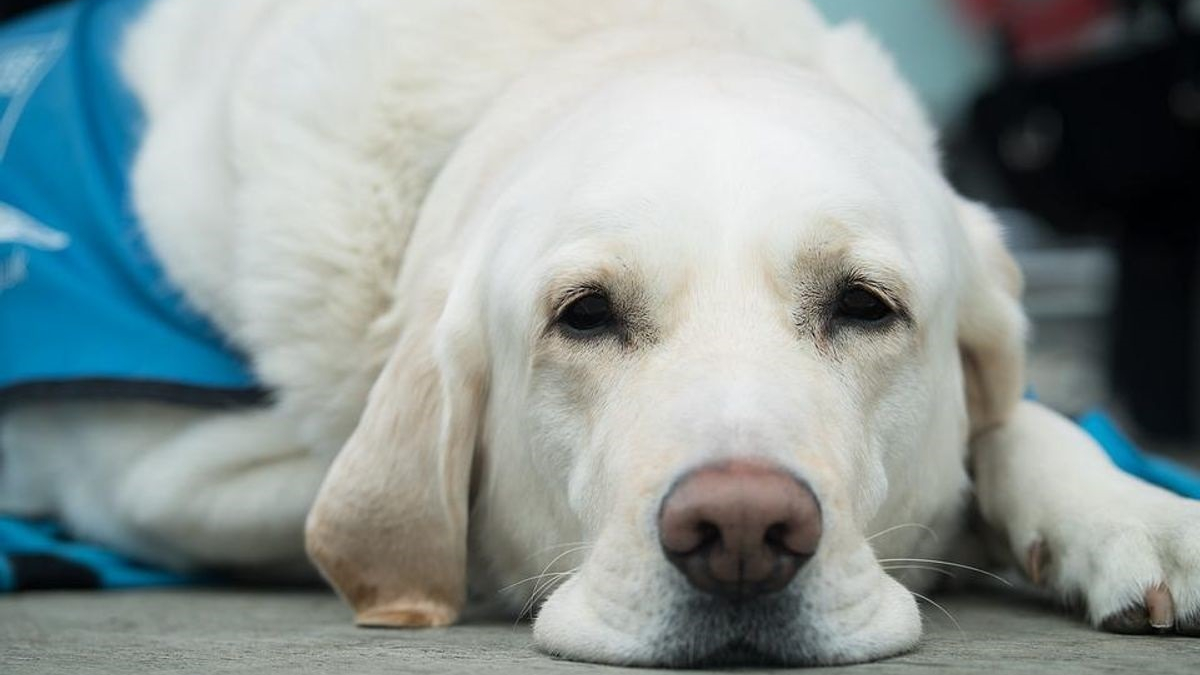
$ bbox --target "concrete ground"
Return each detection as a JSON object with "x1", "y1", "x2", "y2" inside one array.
[{"x1": 2, "y1": 587, "x2": 1198, "y2": 674}]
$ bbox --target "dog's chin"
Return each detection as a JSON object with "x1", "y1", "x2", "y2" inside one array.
[
  {"x1": 681, "y1": 637, "x2": 790, "y2": 668},
  {"x1": 645, "y1": 595, "x2": 825, "y2": 668},
  {"x1": 532, "y1": 569, "x2": 923, "y2": 667}
]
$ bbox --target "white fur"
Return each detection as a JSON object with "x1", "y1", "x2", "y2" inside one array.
[{"x1": 2, "y1": 0, "x2": 1197, "y2": 666}]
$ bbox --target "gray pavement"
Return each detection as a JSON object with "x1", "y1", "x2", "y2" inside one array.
[{"x1": 2, "y1": 588, "x2": 1198, "y2": 674}]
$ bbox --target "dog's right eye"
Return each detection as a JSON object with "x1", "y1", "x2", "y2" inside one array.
[
  {"x1": 558, "y1": 293, "x2": 615, "y2": 337},
  {"x1": 835, "y1": 286, "x2": 893, "y2": 323}
]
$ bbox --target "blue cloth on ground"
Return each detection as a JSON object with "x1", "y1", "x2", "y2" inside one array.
[
  {"x1": 0, "y1": 516, "x2": 200, "y2": 591},
  {"x1": 0, "y1": 0, "x2": 264, "y2": 407},
  {"x1": 1078, "y1": 409, "x2": 1200, "y2": 499}
]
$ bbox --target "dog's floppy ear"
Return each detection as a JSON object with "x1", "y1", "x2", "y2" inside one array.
[
  {"x1": 956, "y1": 199, "x2": 1028, "y2": 435},
  {"x1": 305, "y1": 279, "x2": 485, "y2": 627}
]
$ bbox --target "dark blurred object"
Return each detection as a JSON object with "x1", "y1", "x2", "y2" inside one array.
[
  {"x1": 0, "y1": 1, "x2": 58, "y2": 22},
  {"x1": 959, "y1": 0, "x2": 1117, "y2": 64},
  {"x1": 967, "y1": 0, "x2": 1200, "y2": 440}
]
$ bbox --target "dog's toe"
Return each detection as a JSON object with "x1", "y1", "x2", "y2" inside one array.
[
  {"x1": 1144, "y1": 584, "x2": 1175, "y2": 631},
  {"x1": 1100, "y1": 603, "x2": 1154, "y2": 634},
  {"x1": 1029, "y1": 493, "x2": 1200, "y2": 638},
  {"x1": 1099, "y1": 583, "x2": 1176, "y2": 629},
  {"x1": 1024, "y1": 539, "x2": 1049, "y2": 586},
  {"x1": 1100, "y1": 585, "x2": 1174, "y2": 634}
]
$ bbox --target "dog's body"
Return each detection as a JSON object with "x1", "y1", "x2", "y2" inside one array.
[{"x1": 2, "y1": 0, "x2": 1199, "y2": 666}]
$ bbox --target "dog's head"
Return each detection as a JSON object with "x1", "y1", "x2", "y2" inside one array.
[{"x1": 306, "y1": 16, "x2": 1025, "y2": 667}]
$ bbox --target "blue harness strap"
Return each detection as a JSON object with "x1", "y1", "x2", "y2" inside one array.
[{"x1": 0, "y1": 0, "x2": 264, "y2": 407}]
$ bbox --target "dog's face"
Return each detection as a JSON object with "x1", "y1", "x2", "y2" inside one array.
[
  {"x1": 307, "y1": 45, "x2": 1025, "y2": 667},
  {"x1": 480, "y1": 61, "x2": 975, "y2": 665}
]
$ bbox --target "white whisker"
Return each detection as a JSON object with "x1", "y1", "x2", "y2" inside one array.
[
  {"x1": 881, "y1": 564, "x2": 956, "y2": 580},
  {"x1": 519, "y1": 572, "x2": 571, "y2": 608},
  {"x1": 527, "y1": 541, "x2": 592, "y2": 558},
  {"x1": 510, "y1": 544, "x2": 593, "y2": 623},
  {"x1": 910, "y1": 591, "x2": 964, "y2": 637},
  {"x1": 866, "y1": 522, "x2": 939, "y2": 543},
  {"x1": 499, "y1": 570, "x2": 571, "y2": 594},
  {"x1": 518, "y1": 568, "x2": 579, "y2": 622},
  {"x1": 502, "y1": 545, "x2": 592, "y2": 594},
  {"x1": 877, "y1": 558, "x2": 1013, "y2": 587}
]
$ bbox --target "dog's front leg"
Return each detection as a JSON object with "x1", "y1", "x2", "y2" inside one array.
[
  {"x1": 115, "y1": 408, "x2": 332, "y2": 571},
  {"x1": 972, "y1": 400, "x2": 1200, "y2": 635}
]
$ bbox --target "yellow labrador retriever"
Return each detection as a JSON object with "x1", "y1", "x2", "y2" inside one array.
[{"x1": 2, "y1": 0, "x2": 1197, "y2": 666}]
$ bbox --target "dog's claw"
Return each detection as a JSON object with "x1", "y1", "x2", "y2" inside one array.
[
  {"x1": 1145, "y1": 584, "x2": 1174, "y2": 631},
  {"x1": 1100, "y1": 584, "x2": 1175, "y2": 634},
  {"x1": 1024, "y1": 539, "x2": 1048, "y2": 586}
]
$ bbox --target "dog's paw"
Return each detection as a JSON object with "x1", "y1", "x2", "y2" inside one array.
[{"x1": 1021, "y1": 492, "x2": 1200, "y2": 636}]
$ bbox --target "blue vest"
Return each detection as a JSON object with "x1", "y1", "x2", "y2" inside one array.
[{"x1": 0, "y1": 0, "x2": 265, "y2": 407}]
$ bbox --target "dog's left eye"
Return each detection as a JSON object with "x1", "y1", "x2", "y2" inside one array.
[
  {"x1": 835, "y1": 286, "x2": 893, "y2": 323},
  {"x1": 558, "y1": 293, "x2": 615, "y2": 336}
]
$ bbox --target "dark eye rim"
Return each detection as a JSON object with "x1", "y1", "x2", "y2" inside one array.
[
  {"x1": 830, "y1": 282, "x2": 901, "y2": 327},
  {"x1": 555, "y1": 288, "x2": 619, "y2": 338}
]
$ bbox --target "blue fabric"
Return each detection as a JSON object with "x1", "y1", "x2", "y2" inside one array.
[
  {"x1": 1079, "y1": 409, "x2": 1200, "y2": 499},
  {"x1": 0, "y1": 516, "x2": 201, "y2": 591},
  {"x1": 1027, "y1": 387, "x2": 1200, "y2": 499},
  {"x1": 0, "y1": 0, "x2": 261, "y2": 402}
]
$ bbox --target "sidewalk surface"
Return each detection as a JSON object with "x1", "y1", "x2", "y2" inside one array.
[{"x1": 3, "y1": 588, "x2": 1198, "y2": 674}]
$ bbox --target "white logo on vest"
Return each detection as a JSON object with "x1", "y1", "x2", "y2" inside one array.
[{"x1": 0, "y1": 201, "x2": 70, "y2": 292}]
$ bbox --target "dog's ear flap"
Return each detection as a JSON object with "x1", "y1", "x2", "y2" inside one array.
[
  {"x1": 305, "y1": 286, "x2": 485, "y2": 627},
  {"x1": 956, "y1": 199, "x2": 1028, "y2": 435}
]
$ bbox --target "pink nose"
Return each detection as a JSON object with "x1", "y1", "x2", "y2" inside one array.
[{"x1": 658, "y1": 459, "x2": 822, "y2": 601}]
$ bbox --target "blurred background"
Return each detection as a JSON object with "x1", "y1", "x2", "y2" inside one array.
[
  {"x1": 4, "y1": 0, "x2": 1197, "y2": 454},
  {"x1": 809, "y1": 0, "x2": 1200, "y2": 461}
]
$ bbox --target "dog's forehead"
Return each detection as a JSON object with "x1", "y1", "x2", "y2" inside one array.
[
  {"x1": 509, "y1": 61, "x2": 955, "y2": 265},
  {"x1": 482, "y1": 58, "x2": 963, "y2": 319}
]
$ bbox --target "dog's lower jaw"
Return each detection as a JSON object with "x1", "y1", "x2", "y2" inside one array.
[
  {"x1": 532, "y1": 576, "x2": 659, "y2": 666},
  {"x1": 531, "y1": 564, "x2": 921, "y2": 666},
  {"x1": 796, "y1": 571, "x2": 923, "y2": 666}
]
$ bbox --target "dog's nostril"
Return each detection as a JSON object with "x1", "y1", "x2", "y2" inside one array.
[
  {"x1": 764, "y1": 522, "x2": 789, "y2": 550},
  {"x1": 658, "y1": 459, "x2": 822, "y2": 601},
  {"x1": 694, "y1": 521, "x2": 721, "y2": 552}
]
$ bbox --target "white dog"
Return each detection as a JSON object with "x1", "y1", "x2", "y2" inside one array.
[{"x1": 2, "y1": 0, "x2": 1198, "y2": 666}]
